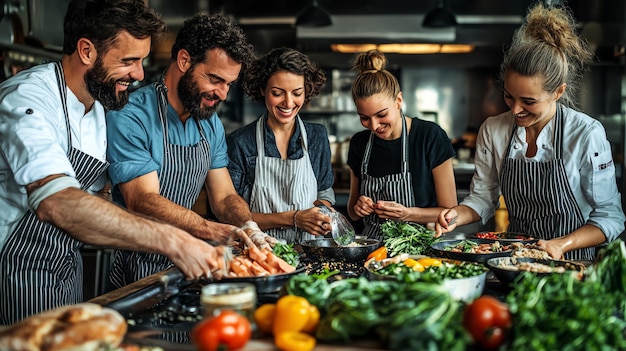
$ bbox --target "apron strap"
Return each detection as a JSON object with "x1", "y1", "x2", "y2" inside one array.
[{"x1": 53, "y1": 61, "x2": 72, "y2": 147}]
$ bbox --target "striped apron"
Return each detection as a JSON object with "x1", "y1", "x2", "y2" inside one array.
[
  {"x1": 109, "y1": 76, "x2": 212, "y2": 289},
  {"x1": 500, "y1": 105, "x2": 591, "y2": 260},
  {"x1": 249, "y1": 115, "x2": 317, "y2": 243},
  {"x1": 0, "y1": 62, "x2": 109, "y2": 325},
  {"x1": 360, "y1": 116, "x2": 415, "y2": 241}
]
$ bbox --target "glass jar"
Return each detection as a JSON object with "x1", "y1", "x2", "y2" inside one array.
[{"x1": 200, "y1": 282, "x2": 257, "y2": 325}]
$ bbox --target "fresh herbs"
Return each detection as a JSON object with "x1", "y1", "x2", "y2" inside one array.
[
  {"x1": 380, "y1": 220, "x2": 439, "y2": 257},
  {"x1": 271, "y1": 242, "x2": 300, "y2": 267},
  {"x1": 586, "y1": 240, "x2": 626, "y2": 316},
  {"x1": 506, "y1": 251, "x2": 626, "y2": 351}
]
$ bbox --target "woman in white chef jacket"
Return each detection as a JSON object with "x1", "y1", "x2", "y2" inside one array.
[
  {"x1": 227, "y1": 48, "x2": 335, "y2": 244},
  {"x1": 436, "y1": 3, "x2": 625, "y2": 260}
]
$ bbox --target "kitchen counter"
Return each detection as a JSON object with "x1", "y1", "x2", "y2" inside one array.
[{"x1": 88, "y1": 247, "x2": 511, "y2": 351}]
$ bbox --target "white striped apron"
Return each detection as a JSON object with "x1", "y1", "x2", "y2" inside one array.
[
  {"x1": 109, "y1": 75, "x2": 212, "y2": 288},
  {"x1": 360, "y1": 115, "x2": 415, "y2": 241},
  {"x1": 249, "y1": 115, "x2": 317, "y2": 243},
  {"x1": 0, "y1": 62, "x2": 109, "y2": 325},
  {"x1": 500, "y1": 105, "x2": 591, "y2": 260}
]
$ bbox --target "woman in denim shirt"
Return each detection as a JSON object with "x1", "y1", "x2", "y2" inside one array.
[{"x1": 227, "y1": 48, "x2": 335, "y2": 244}]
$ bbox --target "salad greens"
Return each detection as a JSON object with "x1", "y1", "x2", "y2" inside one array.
[
  {"x1": 271, "y1": 242, "x2": 300, "y2": 267},
  {"x1": 380, "y1": 220, "x2": 439, "y2": 257}
]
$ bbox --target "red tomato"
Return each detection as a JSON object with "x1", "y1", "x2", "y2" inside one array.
[
  {"x1": 192, "y1": 310, "x2": 252, "y2": 351},
  {"x1": 462, "y1": 296, "x2": 512, "y2": 350}
]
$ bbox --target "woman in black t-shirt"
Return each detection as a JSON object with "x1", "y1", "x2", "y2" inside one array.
[{"x1": 346, "y1": 50, "x2": 457, "y2": 240}]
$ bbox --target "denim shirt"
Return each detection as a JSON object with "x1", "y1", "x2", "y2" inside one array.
[{"x1": 227, "y1": 116, "x2": 335, "y2": 205}]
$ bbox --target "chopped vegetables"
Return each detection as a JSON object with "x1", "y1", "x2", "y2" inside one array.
[{"x1": 272, "y1": 242, "x2": 300, "y2": 267}]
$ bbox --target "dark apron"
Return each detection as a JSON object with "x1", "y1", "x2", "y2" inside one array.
[
  {"x1": 360, "y1": 115, "x2": 416, "y2": 241},
  {"x1": 109, "y1": 75, "x2": 212, "y2": 289},
  {"x1": 500, "y1": 105, "x2": 591, "y2": 260},
  {"x1": 0, "y1": 62, "x2": 109, "y2": 325}
]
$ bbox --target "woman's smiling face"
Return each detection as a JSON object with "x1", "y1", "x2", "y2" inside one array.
[
  {"x1": 355, "y1": 92, "x2": 403, "y2": 140},
  {"x1": 263, "y1": 71, "x2": 305, "y2": 125},
  {"x1": 503, "y1": 70, "x2": 565, "y2": 130}
]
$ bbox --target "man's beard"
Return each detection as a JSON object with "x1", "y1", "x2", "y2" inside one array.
[
  {"x1": 84, "y1": 58, "x2": 130, "y2": 111},
  {"x1": 177, "y1": 68, "x2": 221, "y2": 120}
]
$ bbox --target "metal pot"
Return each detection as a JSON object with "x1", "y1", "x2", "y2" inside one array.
[{"x1": 300, "y1": 238, "x2": 380, "y2": 263}]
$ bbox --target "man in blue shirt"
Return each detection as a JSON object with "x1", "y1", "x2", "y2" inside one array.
[
  {"x1": 106, "y1": 14, "x2": 277, "y2": 288},
  {"x1": 0, "y1": 0, "x2": 231, "y2": 325}
]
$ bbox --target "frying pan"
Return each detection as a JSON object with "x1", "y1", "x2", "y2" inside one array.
[
  {"x1": 300, "y1": 238, "x2": 380, "y2": 263},
  {"x1": 219, "y1": 265, "x2": 306, "y2": 294},
  {"x1": 466, "y1": 231, "x2": 538, "y2": 244},
  {"x1": 486, "y1": 257, "x2": 587, "y2": 288},
  {"x1": 430, "y1": 238, "x2": 513, "y2": 264}
]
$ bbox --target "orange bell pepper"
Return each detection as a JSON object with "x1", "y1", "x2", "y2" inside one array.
[{"x1": 367, "y1": 246, "x2": 388, "y2": 261}]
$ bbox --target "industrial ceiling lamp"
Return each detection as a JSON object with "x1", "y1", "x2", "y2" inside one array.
[
  {"x1": 422, "y1": 0, "x2": 457, "y2": 28},
  {"x1": 296, "y1": 0, "x2": 332, "y2": 27}
]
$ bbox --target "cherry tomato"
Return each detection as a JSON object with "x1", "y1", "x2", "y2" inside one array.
[
  {"x1": 462, "y1": 296, "x2": 512, "y2": 350},
  {"x1": 192, "y1": 310, "x2": 252, "y2": 351}
]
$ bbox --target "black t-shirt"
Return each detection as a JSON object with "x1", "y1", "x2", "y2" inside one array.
[{"x1": 347, "y1": 117, "x2": 456, "y2": 208}]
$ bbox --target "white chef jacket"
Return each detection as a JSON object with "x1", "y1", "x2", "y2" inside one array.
[
  {"x1": 0, "y1": 63, "x2": 107, "y2": 249},
  {"x1": 462, "y1": 107, "x2": 625, "y2": 241}
]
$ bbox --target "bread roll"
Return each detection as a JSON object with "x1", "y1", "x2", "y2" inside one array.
[{"x1": 0, "y1": 303, "x2": 127, "y2": 351}]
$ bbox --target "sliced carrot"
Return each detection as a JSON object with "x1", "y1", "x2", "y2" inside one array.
[{"x1": 266, "y1": 251, "x2": 296, "y2": 273}]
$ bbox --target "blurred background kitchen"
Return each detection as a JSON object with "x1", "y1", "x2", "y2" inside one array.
[{"x1": 2, "y1": 0, "x2": 625, "y2": 296}]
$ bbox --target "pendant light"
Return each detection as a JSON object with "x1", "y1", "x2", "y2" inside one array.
[
  {"x1": 422, "y1": 0, "x2": 457, "y2": 28},
  {"x1": 295, "y1": 0, "x2": 332, "y2": 27}
]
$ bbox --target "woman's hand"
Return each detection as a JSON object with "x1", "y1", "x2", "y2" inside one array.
[
  {"x1": 435, "y1": 208, "x2": 459, "y2": 237},
  {"x1": 353, "y1": 195, "x2": 375, "y2": 218},
  {"x1": 294, "y1": 207, "x2": 332, "y2": 236},
  {"x1": 535, "y1": 239, "x2": 564, "y2": 259},
  {"x1": 373, "y1": 201, "x2": 410, "y2": 221}
]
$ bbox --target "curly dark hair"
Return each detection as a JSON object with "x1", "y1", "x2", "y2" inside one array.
[
  {"x1": 171, "y1": 14, "x2": 255, "y2": 75},
  {"x1": 243, "y1": 47, "x2": 326, "y2": 105},
  {"x1": 63, "y1": 0, "x2": 166, "y2": 56}
]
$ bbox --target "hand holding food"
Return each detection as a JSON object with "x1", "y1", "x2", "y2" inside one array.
[
  {"x1": 373, "y1": 200, "x2": 410, "y2": 221},
  {"x1": 435, "y1": 208, "x2": 459, "y2": 237},
  {"x1": 294, "y1": 207, "x2": 332, "y2": 236},
  {"x1": 354, "y1": 195, "x2": 375, "y2": 218},
  {"x1": 241, "y1": 221, "x2": 278, "y2": 250}
]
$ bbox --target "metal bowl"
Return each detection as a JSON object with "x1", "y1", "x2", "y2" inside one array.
[
  {"x1": 219, "y1": 265, "x2": 306, "y2": 294},
  {"x1": 300, "y1": 238, "x2": 380, "y2": 263},
  {"x1": 430, "y1": 238, "x2": 514, "y2": 264},
  {"x1": 486, "y1": 257, "x2": 587, "y2": 288},
  {"x1": 365, "y1": 256, "x2": 487, "y2": 302}
]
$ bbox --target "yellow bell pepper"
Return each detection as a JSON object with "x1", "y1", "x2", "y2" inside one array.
[
  {"x1": 417, "y1": 257, "x2": 443, "y2": 268},
  {"x1": 275, "y1": 331, "x2": 316, "y2": 351},
  {"x1": 403, "y1": 258, "x2": 425, "y2": 272},
  {"x1": 272, "y1": 295, "x2": 318, "y2": 336}
]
